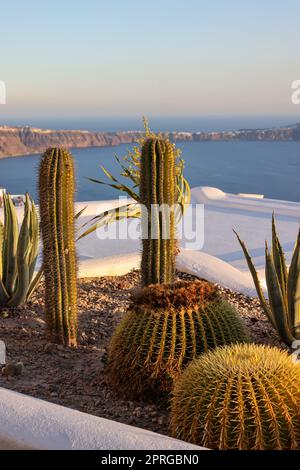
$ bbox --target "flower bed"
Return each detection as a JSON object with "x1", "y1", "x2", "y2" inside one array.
[{"x1": 0, "y1": 271, "x2": 284, "y2": 441}]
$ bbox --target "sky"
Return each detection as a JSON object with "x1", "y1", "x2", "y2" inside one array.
[{"x1": 1, "y1": 0, "x2": 300, "y2": 119}]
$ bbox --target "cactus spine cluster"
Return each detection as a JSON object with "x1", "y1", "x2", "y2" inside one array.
[
  {"x1": 235, "y1": 215, "x2": 300, "y2": 346},
  {"x1": 0, "y1": 192, "x2": 41, "y2": 307},
  {"x1": 39, "y1": 148, "x2": 78, "y2": 347},
  {"x1": 171, "y1": 343, "x2": 300, "y2": 450},
  {"x1": 107, "y1": 281, "x2": 250, "y2": 401},
  {"x1": 140, "y1": 138, "x2": 176, "y2": 286}
]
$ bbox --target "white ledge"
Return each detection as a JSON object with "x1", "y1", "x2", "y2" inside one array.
[{"x1": 0, "y1": 388, "x2": 204, "y2": 450}]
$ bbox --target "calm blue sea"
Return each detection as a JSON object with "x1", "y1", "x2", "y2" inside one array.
[
  {"x1": 0, "y1": 117, "x2": 299, "y2": 203},
  {"x1": 0, "y1": 141, "x2": 299, "y2": 203}
]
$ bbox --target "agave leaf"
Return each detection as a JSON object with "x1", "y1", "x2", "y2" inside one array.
[
  {"x1": 177, "y1": 175, "x2": 191, "y2": 205},
  {"x1": 287, "y1": 227, "x2": 300, "y2": 340},
  {"x1": 2, "y1": 193, "x2": 18, "y2": 295},
  {"x1": 74, "y1": 206, "x2": 87, "y2": 236},
  {"x1": 272, "y1": 214, "x2": 288, "y2": 304},
  {"x1": 100, "y1": 165, "x2": 119, "y2": 183},
  {"x1": 112, "y1": 184, "x2": 140, "y2": 202},
  {"x1": 86, "y1": 177, "x2": 140, "y2": 202},
  {"x1": 75, "y1": 206, "x2": 87, "y2": 220},
  {"x1": 114, "y1": 155, "x2": 139, "y2": 186},
  {"x1": 265, "y1": 243, "x2": 294, "y2": 346},
  {"x1": 81, "y1": 202, "x2": 141, "y2": 228},
  {"x1": 27, "y1": 195, "x2": 40, "y2": 282},
  {"x1": 0, "y1": 219, "x2": 9, "y2": 304},
  {"x1": 86, "y1": 177, "x2": 108, "y2": 185},
  {"x1": 234, "y1": 230, "x2": 275, "y2": 327},
  {"x1": 8, "y1": 195, "x2": 32, "y2": 306},
  {"x1": 0, "y1": 281, "x2": 9, "y2": 304},
  {"x1": 173, "y1": 175, "x2": 191, "y2": 225},
  {"x1": 0, "y1": 218, "x2": 3, "y2": 278},
  {"x1": 27, "y1": 266, "x2": 43, "y2": 300},
  {"x1": 80, "y1": 174, "x2": 191, "y2": 241},
  {"x1": 77, "y1": 203, "x2": 141, "y2": 241}
]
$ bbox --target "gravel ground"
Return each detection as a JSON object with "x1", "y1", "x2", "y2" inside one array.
[{"x1": 0, "y1": 270, "x2": 285, "y2": 436}]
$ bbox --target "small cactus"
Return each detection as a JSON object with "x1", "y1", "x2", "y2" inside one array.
[
  {"x1": 107, "y1": 281, "x2": 249, "y2": 401},
  {"x1": 39, "y1": 148, "x2": 78, "y2": 347},
  {"x1": 171, "y1": 343, "x2": 300, "y2": 450},
  {"x1": 140, "y1": 138, "x2": 176, "y2": 286}
]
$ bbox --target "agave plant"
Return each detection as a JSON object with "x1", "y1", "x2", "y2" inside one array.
[
  {"x1": 0, "y1": 193, "x2": 42, "y2": 307},
  {"x1": 78, "y1": 118, "x2": 191, "y2": 240},
  {"x1": 235, "y1": 215, "x2": 300, "y2": 346}
]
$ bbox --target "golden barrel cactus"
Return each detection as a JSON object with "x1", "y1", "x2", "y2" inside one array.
[
  {"x1": 171, "y1": 343, "x2": 300, "y2": 450},
  {"x1": 107, "y1": 280, "x2": 249, "y2": 401}
]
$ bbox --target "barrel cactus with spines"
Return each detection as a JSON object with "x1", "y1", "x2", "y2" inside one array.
[
  {"x1": 171, "y1": 343, "x2": 300, "y2": 450},
  {"x1": 107, "y1": 281, "x2": 250, "y2": 401},
  {"x1": 39, "y1": 148, "x2": 78, "y2": 347},
  {"x1": 140, "y1": 138, "x2": 176, "y2": 286}
]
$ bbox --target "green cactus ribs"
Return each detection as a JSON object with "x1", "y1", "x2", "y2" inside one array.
[
  {"x1": 0, "y1": 192, "x2": 41, "y2": 307},
  {"x1": 39, "y1": 147, "x2": 78, "y2": 347},
  {"x1": 171, "y1": 343, "x2": 300, "y2": 450},
  {"x1": 107, "y1": 280, "x2": 250, "y2": 402},
  {"x1": 140, "y1": 138, "x2": 176, "y2": 286}
]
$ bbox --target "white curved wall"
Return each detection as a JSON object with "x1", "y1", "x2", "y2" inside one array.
[{"x1": 0, "y1": 388, "x2": 204, "y2": 450}]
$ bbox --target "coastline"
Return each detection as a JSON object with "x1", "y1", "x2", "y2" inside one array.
[
  {"x1": 0, "y1": 123, "x2": 299, "y2": 159},
  {"x1": 0, "y1": 142, "x2": 129, "y2": 160}
]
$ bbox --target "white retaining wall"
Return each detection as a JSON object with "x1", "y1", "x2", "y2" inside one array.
[{"x1": 0, "y1": 388, "x2": 204, "y2": 450}]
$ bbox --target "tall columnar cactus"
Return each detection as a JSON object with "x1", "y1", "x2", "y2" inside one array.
[
  {"x1": 171, "y1": 343, "x2": 300, "y2": 450},
  {"x1": 0, "y1": 193, "x2": 41, "y2": 307},
  {"x1": 107, "y1": 281, "x2": 250, "y2": 401},
  {"x1": 140, "y1": 138, "x2": 176, "y2": 286},
  {"x1": 39, "y1": 148, "x2": 78, "y2": 347},
  {"x1": 235, "y1": 215, "x2": 300, "y2": 346}
]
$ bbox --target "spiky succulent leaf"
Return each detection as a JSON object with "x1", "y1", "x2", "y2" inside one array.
[
  {"x1": 234, "y1": 230, "x2": 274, "y2": 327},
  {"x1": 3, "y1": 193, "x2": 18, "y2": 295},
  {"x1": 77, "y1": 203, "x2": 140, "y2": 240},
  {"x1": 265, "y1": 243, "x2": 294, "y2": 346},
  {"x1": 272, "y1": 213, "x2": 288, "y2": 303},
  {"x1": 8, "y1": 196, "x2": 32, "y2": 306},
  {"x1": 237, "y1": 217, "x2": 300, "y2": 346},
  {"x1": 0, "y1": 193, "x2": 40, "y2": 307},
  {"x1": 287, "y1": 228, "x2": 300, "y2": 339},
  {"x1": 86, "y1": 175, "x2": 140, "y2": 202},
  {"x1": 26, "y1": 267, "x2": 43, "y2": 301},
  {"x1": 28, "y1": 195, "x2": 40, "y2": 282},
  {"x1": 0, "y1": 219, "x2": 9, "y2": 304}
]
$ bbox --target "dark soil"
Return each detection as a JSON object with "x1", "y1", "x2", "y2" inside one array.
[{"x1": 0, "y1": 270, "x2": 285, "y2": 436}]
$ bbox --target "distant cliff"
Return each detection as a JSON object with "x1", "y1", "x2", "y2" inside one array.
[
  {"x1": 173, "y1": 123, "x2": 300, "y2": 142},
  {"x1": 0, "y1": 126, "x2": 143, "y2": 159},
  {"x1": 0, "y1": 123, "x2": 300, "y2": 159}
]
